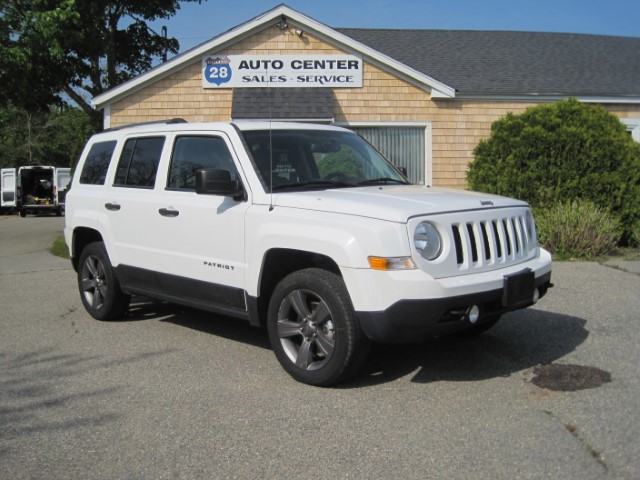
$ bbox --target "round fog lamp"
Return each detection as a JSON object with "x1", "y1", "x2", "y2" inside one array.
[
  {"x1": 467, "y1": 305, "x2": 480, "y2": 324},
  {"x1": 532, "y1": 288, "x2": 540, "y2": 304}
]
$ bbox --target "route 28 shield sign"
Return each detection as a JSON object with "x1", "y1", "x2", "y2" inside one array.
[{"x1": 203, "y1": 56, "x2": 233, "y2": 86}]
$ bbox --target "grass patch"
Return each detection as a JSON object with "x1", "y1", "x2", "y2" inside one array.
[
  {"x1": 603, "y1": 246, "x2": 640, "y2": 261},
  {"x1": 51, "y1": 236, "x2": 70, "y2": 259},
  {"x1": 551, "y1": 246, "x2": 640, "y2": 263}
]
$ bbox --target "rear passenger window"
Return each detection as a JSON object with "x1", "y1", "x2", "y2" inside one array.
[
  {"x1": 167, "y1": 136, "x2": 237, "y2": 190},
  {"x1": 114, "y1": 137, "x2": 165, "y2": 188},
  {"x1": 79, "y1": 141, "x2": 117, "y2": 185}
]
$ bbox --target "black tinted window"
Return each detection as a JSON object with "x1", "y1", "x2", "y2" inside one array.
[
  {"x1": 79, "y1": 141, "x2": 117, "y2": 185},
  {"x1": 114, "y1": 137, "x2": 165, "y2": 188},
  {"x1": 167, "y1": 136, "x2": 236, "y2": 190}
]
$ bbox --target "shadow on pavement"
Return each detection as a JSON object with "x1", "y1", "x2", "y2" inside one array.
[
  {"x1": 126, "y1": 297, "x2": 271, "y2": 350},
  {"x1": 352, "y1": 308, "x2": 589, "y2": 387},
  {"x1": 122, "y1": 298, "x2": 588, "y2": 388},
  {"x1": 0, "y1": 347, "x2": 174, "y2": 454}
]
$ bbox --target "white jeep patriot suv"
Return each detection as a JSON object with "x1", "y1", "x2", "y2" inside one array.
[{"x1": 65, "y1": 119, "x2": 552, "y2": 386}]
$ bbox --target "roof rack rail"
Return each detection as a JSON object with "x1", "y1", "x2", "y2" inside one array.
[{"x1": 102, "y1": 118, "x2": 187, "y2": 133}]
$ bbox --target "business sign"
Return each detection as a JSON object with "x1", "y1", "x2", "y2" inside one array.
[{"x1": 202, "y1": 54, "x2": 363, "y2": 88}]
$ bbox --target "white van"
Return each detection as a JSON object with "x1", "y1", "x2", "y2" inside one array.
[{"x1": 1, "y1": 166, "x2": 71, "y2": 217}]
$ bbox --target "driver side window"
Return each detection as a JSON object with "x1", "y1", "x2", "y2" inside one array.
[{"x1": 167, "y1": 136, "x2": 237, "y2": 190}]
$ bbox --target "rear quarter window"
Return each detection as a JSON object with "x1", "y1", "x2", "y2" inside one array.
[{"x1": 79, "y1": 141, "x2": 117, "y2": 185}]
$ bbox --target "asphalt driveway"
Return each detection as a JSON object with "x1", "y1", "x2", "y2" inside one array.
[{"x1": 1, "y1": 215, "x2": 639, "y2": 479}]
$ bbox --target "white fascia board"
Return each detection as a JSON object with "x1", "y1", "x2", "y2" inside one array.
[
  {"x1": 92, "y1": 4, "x2": 455, "y2": 109},
  {"x1": 454, "y1": 94, "x2": 640, "y2": 104},
  {"x1": 93, "y1": 7, "x2": 289, "y2": 108},
  {"x1": 103, "y1": 104, "x2": 111, "y2": 129}
]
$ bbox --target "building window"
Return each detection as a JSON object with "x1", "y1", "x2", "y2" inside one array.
[
  {"x1": 347, "y1": 125, "x2": 430, "y2": 185},
  {"x1": 621, "y1": 118, "x2": 640, "y2": 142}
]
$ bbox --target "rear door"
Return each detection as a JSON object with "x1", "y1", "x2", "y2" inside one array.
[
  {"x1": 99, "y1": 135, "x2": 168, "y2": 295},
  {"x1": 54, "y1": 168, "x2": 71, "y2": 205},
  {"x1": 1, "y1": 168, "x2": 17, "y2": 207}
]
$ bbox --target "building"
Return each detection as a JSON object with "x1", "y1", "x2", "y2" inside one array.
[{"x1": 92, "y1": 4, "x2": 640, "y2": 188}]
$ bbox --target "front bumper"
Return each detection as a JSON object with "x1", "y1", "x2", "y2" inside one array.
[{"x1": 356, "y1": 271, "x2": 552, "y2": 342}]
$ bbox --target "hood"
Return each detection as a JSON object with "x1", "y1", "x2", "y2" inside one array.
[{"x1": 272, "y1": 185, "x2": 528, "y2": 223}]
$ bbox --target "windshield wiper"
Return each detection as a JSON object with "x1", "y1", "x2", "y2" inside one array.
[
  {"x1": 357, "y1": 177, "x2": 410, "y2": 186},
  {"x1": 271, "y1": 179, "x2": 355, "y2": 191}
]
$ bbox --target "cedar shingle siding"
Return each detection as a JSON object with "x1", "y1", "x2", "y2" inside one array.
[{"x1": 99, "y1": 6, "x2": 640, "y2": 188}]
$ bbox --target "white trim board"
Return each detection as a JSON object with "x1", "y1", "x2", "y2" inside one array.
[{"x1": 92, "y1": 4, "x2": 455, "y2": 110}]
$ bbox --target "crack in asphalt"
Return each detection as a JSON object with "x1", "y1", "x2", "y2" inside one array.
[
  {"x1": 0, "y1": 267, "x2": 72, "y2": 276},
  {"x1": 544, "y1": 410, "x2": 608, "y2": 473},
  {"x1": 602, "y1": 262, "x2": 640, "y2": 276}
]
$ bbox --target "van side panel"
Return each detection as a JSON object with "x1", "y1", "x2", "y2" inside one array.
[{"x1": 1, "y1": 168, "x2": 17, "y2": 207}]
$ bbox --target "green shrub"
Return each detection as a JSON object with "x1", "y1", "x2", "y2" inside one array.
[
  {"x1": 535, "y1": 200, "x2": 621, "y2": 258},
  {"x1": 468, "y1": 98, "x2": 640, "y2": 243}
]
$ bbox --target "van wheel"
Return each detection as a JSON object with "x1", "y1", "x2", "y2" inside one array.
[
  {"x1": 19, "y1": 209, "x2": 26, "y2": 218},
  {"x1": 78, "y1": 242, "x2": 130, "y2": 320},
  {"x1": 267, "y1": 268, "x2": 370, "y2": 386}
]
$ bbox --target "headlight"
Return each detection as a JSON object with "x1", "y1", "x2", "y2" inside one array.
[
  {"x1": 414, "y1": 221, "x2": 442, "y2": 260},
  {"x1": 525, "y1": 209, "x2": 538, "y2": 246}
]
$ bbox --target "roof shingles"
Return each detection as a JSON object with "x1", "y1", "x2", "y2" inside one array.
[{"x1": 337, "y1": 29, "x2": 640, "y2": 96}]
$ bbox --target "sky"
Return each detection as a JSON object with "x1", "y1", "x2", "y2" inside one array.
[{"x1": 153, "y1": 0, "x2": 640, "y2": 54}]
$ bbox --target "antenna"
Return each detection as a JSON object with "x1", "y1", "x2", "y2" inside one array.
[{"x1": 266, "y1": 68, "x2": 274, "y2": 211}]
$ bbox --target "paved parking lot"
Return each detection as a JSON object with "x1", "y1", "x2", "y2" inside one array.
[{"x1": 1, "y1": 215, "x2": 639, "y2": 479}]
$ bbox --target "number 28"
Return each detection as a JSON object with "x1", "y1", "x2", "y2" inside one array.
[{"x1": 207, "y1": 66, "x2": 229, "y2": 79}]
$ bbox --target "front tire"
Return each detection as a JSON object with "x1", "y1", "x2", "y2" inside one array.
[
  {"x1": 77, "y1": 242, "x2": 130, "y2": 320},
  {"x1": 267, "y1": 268, "x2": 370, "y2": 386}
]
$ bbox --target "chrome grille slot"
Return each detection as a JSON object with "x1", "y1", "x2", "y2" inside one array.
[
  {"x1": 502, "y1": 219, "x2": 512, "y2": 257},
  {"x1": 492, "y1": 221, "x2": 502, "y2": 258},
  {"x1": 480, "y1": 222, "x2": 491, "y2": 261},
  {"x1": 512, "y1": 217, "x2": 521, "y2": 254},
  {"x1": 466, "y1": 223, "x2": 479, "y2": 263},
  {"x1": 452, "y1": 224, "x2": 464, "y2": 264}
]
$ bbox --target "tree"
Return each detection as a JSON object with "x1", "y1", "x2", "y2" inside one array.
[
  {"x1": 0, "y1": 0, "x2": 204, "y2": 127},
  {"x1": 0, "y1": 104, "x2": 92, "y2": 168},
  {"x1": 467, "y1": 98, "x2": 640, "y2": 243}
]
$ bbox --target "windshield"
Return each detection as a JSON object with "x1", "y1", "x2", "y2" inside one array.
[{"x1": 241, "y1": 129, "x2": 410, "y2": 192}]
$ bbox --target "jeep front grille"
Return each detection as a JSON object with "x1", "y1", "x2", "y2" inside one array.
[{"x1": 451, "y1": 214, "x2": 533, "y2": 270}]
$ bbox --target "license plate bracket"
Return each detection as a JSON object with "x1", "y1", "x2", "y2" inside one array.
[{"x1": 502, "y1": 268, "x2": 535, "y2": 308}]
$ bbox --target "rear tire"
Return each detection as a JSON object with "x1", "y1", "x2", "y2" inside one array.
[
  {"x1": 77, "y1": 242, "x2": 130, "y2": 320},
  {"x1": 267, "y1": 268, "x2": 370, "y2": 386}
]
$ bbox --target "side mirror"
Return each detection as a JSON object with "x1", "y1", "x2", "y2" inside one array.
[
  {"x1": 396, "y1": 166, "x2": 408, "y2": 177},
  {"x1": 195, "y1": 168, "x2": 245, "y2": 200}
]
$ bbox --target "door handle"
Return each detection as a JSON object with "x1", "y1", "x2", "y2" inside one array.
[
  {"x1": 105, "y1": 202, "x2": 121, "y2": 211},
  {"x1": 159, "y1": 207, "x2": 179, "y2": 218}
]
